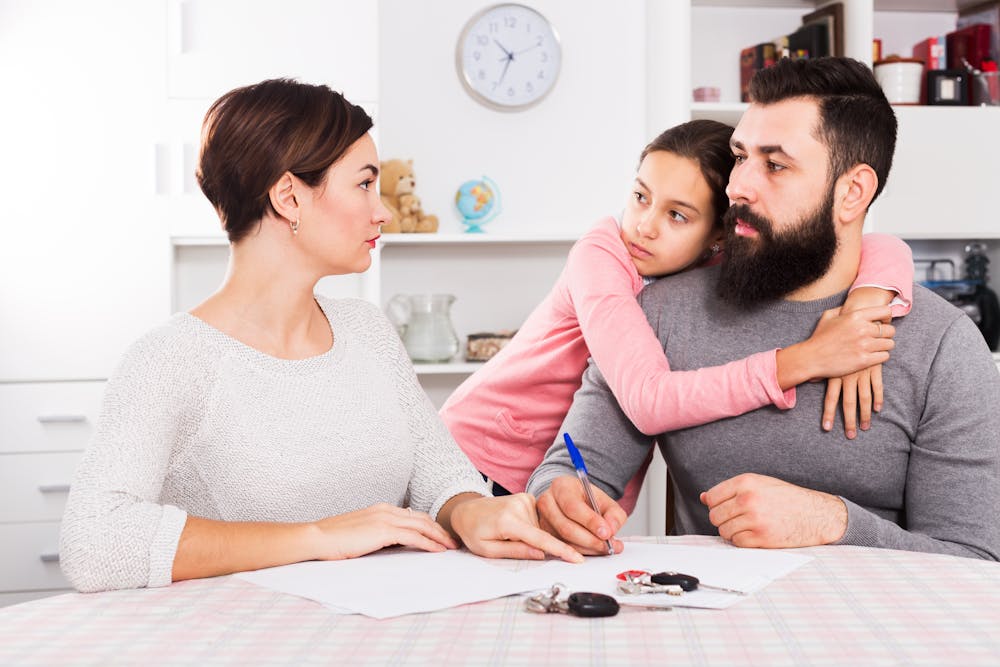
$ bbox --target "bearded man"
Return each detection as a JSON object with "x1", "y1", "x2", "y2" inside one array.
[{"x1": 526, "y1": 57, "x2": 1000, "y2": 560}]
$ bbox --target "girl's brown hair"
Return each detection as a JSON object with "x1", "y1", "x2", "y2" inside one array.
[{"x1": 196, "y1": 78, "x2": 373, "y2": 242}]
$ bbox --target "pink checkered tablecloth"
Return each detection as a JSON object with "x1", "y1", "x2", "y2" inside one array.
[{"x1": 2, "y1": 535, "x2": 998, "y2": 666}]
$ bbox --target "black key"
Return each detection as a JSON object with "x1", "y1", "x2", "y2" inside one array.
[
  {"x1": 567, "y1": 592, "x2": 620, "y2": 617},
  {"x1": 651, "y1": 571, "x2": 700, "y2": 592}
]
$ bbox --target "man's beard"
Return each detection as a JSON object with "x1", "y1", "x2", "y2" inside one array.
[{"x1": 717, "y1": 192, "x2": 837, "y2": 307}]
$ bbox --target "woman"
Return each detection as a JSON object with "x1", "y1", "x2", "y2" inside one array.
[{"x1": 59, "y1": 78, "x2": 579, "y2": 593}]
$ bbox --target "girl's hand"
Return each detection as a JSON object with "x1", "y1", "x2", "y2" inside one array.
[
  {"x1": 310, "y1": 504, "x2": 458, "y2": 560},
  {"x1": 822, "y1": 365, "x2": 883, "y2": 439},
  {"x1": 448, "y1": 493, "x2": 584, "y2": 563}
]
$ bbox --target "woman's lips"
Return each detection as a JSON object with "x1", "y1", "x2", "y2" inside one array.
[
  {"x1": 629, "y1": 241, "x2": 653, "y2": 259},
  {"x1": 735, "y1": 220, "x2": 758, "y2": 238},
  {"x1": 366, "y1": 234, "x2": 381, "y2": 248}
]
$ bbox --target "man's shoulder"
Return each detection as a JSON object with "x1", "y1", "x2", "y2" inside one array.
[
  {"x1": 640, "y1": 265, "x2": 719, "y2": 307},
  {"x1": 904, "y1": 284, "x2": 968, "y2": 330}
]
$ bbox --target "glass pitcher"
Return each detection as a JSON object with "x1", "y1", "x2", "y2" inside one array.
[{"x1": 387, "y1": 294, "x2": 460, "y2": 363}]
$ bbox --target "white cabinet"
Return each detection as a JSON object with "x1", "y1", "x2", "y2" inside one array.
[
  {"x1": 165, "y1": 0, "x2": 377, "y2": 103},
  {"x1": 0, "y1": 1, "x2": 170, "y2": 381},
  {"x1": 0, "y1": 381, "x2": 105, "y2": 607}
]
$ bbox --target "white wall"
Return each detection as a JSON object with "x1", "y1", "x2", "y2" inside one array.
[{"x1": 377, "y1": 0, "x2": 648, "y2": 236}]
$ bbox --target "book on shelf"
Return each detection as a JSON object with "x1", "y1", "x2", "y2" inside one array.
[
  {"x1": 787, "y1": 22, "x2": 830, "y2": 61},
  {"x1": 739, "y1": 42, "x2": 776, "y2": 103},
  {"x1": 912, "y1": 35, "x2": 947, "y2": 104}
]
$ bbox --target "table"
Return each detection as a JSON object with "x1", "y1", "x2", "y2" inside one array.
[{"x1": 2, "y1": 536, "x2": 998, "y2": 666}]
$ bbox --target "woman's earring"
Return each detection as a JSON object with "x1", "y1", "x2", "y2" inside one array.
[{"x1": 290, "y1": 218, "x2": 300, "y2": 235}]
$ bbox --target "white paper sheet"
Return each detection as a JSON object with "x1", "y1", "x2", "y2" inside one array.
[
  {"x1": 520, "y1": 542, "x2": 812, "y2": 609},
  {"x1": 237, "y1": 542, "x2": 812, "y2": 617},
  {"x1": 235, "y1": 548, "x2": 553, "y2": 619}
]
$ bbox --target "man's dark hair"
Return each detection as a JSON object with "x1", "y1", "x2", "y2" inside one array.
[{"x1": 749, "y1": 57, "x2": 897, "y2": 204}]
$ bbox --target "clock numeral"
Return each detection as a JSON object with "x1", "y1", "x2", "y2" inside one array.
[
  {"x1": 536, "y1": 35, "x2": 544, "y2": 47},
  {"x1": 507, "y1": 86, "x2": 516, "y2": 97},
  {"x1": 478, "y1": 69, "x2": 486, "y2": 80},
  {"x1": 473, "y1": 51, "x2": 481, "y2": 61},
  {"x1": 537, "y1": 70, "x2": 545, "y2": 80},
  {"x1": 489, "y1": 21, "x2": 498, "y2": 33},
  {"x1": 504, "y1": 16, "x2": 516, "y2": 28},
  {"x1": 492, "y1": 81, "x2": 499, "y2": 91},
  {"x1": 525, "y1": 81, "x2": 534, "y2": 93},
  {"x1": 540, "y1": 52, "x2": 548, "y2": 63},
  {"x1": 476, "y1": 34, "x2": 488, "y2": 46}
]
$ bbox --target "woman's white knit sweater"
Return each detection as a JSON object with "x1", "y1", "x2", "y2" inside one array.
[{"x1": 59, "y1": 296, "x2": 488, "y2": 592}]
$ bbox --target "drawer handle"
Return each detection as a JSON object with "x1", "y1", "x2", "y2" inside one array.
[
  {"x1": 38, "y1": 484, "x2": 71, "y2": 494},
  {"x1": 39, "y1": 553, "x2": 60, "y2": 563},
  {"x1": 37, "y1": 415, "x2": 87, "y2": 424}
]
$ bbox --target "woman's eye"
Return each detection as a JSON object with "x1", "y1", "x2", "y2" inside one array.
[
  {"x1": 633, "y1": 191, "x2": 649, "y2": 204},
  {"x1": 360, "y1": 179, "x2": 374, "y2": 191}
]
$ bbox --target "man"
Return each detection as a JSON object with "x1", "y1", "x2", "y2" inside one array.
[{"x1": 526, "y1": 57, "x2": 1000, "y2": 561}]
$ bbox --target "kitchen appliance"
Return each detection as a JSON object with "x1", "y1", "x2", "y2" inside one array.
[{"x1": 918, "y1": 244, "x2": 1000, "y2": 351}]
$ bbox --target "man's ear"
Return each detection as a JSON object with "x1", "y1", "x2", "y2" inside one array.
[
  {"x1": 835, "y1": 164, "x2": 878, "y2": 226},
  {"x1": 268, "y1": 172, "x2": 300, "y2": 224}
]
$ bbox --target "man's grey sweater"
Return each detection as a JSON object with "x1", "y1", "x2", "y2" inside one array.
[{"x1": 527, "y1": 265, "x2": 1000, "y2": 560}]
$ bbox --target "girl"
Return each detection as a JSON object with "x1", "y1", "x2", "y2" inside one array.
[
  {"x1": 440, "y1": 120, "x2": 911, "y2": 514},
  {"x1": 59, "y1": 79, "x2": 580, "y2": 593}
]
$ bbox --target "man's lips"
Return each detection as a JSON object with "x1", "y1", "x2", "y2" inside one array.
[{"x1": 734, "y1": 219, "x2": 758, "y2": 238}]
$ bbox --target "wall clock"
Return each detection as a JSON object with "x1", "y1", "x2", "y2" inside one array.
[{"x1": 456, "y1": 3, "x2": 562, "y2": 111}]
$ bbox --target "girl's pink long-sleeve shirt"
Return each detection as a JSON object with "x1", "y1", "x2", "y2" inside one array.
[{"x1": 439, "y1": 217, "x2": 913, "y2": 513}]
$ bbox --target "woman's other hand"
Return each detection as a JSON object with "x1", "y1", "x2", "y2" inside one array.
[
  {"x1": 311, "y1": 503, "x2": 458, "y2": 560},
  {"x1": 445, "y1": 492, "x2": 584, "y2": 563}
]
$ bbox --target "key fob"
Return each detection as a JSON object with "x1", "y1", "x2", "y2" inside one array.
[
  {"x1": 651, "y1": 572, "x2": 699, "y2": 591},
  {"x1": 567, "y1": 592, "x2": 620, "y2": 618}
]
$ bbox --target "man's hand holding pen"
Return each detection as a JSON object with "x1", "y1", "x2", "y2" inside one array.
[{"x1": 535, "y1": 476, "x2": 627, "y2": 556}]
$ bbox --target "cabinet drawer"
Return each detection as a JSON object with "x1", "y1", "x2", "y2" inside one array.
[
  {"x1": 0, "y1": 523, "x2": 69, "y2": 592},
  {"x1": 0, "y1": 381, "x2": 105, "y2": 453},
  {"x1": 0, "y1": 452, "x2": 84, "y2": 522}
]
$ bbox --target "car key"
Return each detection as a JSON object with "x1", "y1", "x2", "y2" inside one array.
[
  {"x1": 651, "y1": 571, "x2": 747, "y2": 595},
  {"x1": 567, "y1": 592, "x2": 620, "y2": 618},
  {"x1": 525, "y1": 584, "x2": 620, "y2": 617}
]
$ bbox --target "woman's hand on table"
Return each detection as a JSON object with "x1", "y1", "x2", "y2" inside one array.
[
  {"x1": 444, "y1": 492, "x2": 584, "y2": 563},
  {"x1": 311, "y1": 504, "x2": 458, "y2": 560}
]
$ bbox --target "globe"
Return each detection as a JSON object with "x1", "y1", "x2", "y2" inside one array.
[{"x1": 454, "y1": 176, "x2": 501, "y2": 233}]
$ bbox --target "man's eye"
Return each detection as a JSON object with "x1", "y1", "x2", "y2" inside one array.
[
  {"x1": 733, "y1": 154, "x2": 746, "y2": 165},
  {"x1": 767, "y1": 161, "x2": 786, "y2": 173}
]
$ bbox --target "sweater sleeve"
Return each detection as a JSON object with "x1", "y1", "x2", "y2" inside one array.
[
  {"x1": 564, "y1": 225, "x2": 794, "y2": 437},
  {"x1": 834, "y1": 315, "x2": 1000, "y2": 560},
  {"x1": 850, "y1": 233, "x2": 913, "y2": 317},
  {"x1": 373, "y1": 307, "x2": 488, "y2": 517},
  {"x1": 58, "y1": 332, "x2": 195, "y2": 593}
]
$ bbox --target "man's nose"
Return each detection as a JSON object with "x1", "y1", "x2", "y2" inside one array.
[{"x1": 726, "y1": 163, "x2": 757, "y2": 205}]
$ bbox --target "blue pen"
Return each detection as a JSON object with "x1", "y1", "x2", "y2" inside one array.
[{"x1": 563, "y1": 432, "x2": 615, "y2": 556}]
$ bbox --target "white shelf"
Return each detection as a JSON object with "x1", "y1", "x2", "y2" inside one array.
[
  {"x1": 411, "y1": 361, "x2": 483, "y2": 375},
  {"x1": 171, "y1": 233, "x2": 580, "y2": 248},
  {"x1": 379, "y1": 233, "x2": 578, "y2": 245}
]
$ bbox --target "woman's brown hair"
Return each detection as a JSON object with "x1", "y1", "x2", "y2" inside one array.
[{"x1": 196, "y1": 78, "x2": 373, "y2": 242}]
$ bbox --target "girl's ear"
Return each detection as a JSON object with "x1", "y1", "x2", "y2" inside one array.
[{"x1": 268, "y1": 172, "x2": 300, "y2": 224}]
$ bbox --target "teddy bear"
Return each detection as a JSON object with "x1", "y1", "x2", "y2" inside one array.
[{"x1": 379, "y1": 159, "x2": 439, "y2": 233}]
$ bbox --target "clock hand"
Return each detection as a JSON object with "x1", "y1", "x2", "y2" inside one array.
[
  {"x1": 493, "y1": 39, "x2": 514, "y2": 59},
  {"x1": 513, "y1": 44, "x2": 540, "y2": 56},
  {"x1": 497, "y1": 55, "x2": 512, "y2": 85}
]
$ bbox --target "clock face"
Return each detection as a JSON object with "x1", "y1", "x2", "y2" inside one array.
[{"x1": 456, "y1": 3, "x2": 561, "y2": 111}]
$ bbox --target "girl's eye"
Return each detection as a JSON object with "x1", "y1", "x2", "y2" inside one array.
[
  {"x1": 669, "y1": 210, "x2": 689, "y2": 224},
  {"x1": 633, "y1": 191, "x2": 649, "y2": 204}
]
